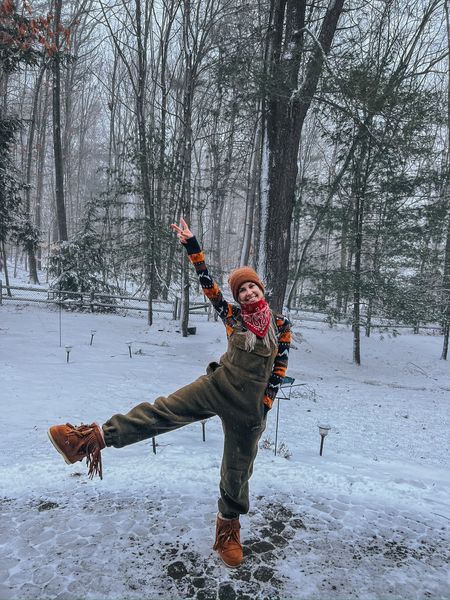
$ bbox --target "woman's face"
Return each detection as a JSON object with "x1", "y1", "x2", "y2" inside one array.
[{"x1": 238, "y1": 281, "x2": 264, "y2": 305}]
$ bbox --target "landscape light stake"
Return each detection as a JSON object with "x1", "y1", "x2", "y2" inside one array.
[
  {"x1": 58, "y1": 257, "x2": 63, "y2": 347},
  {"x1": 152, "y1": 437, "x2": 156, "y2": 454},
  {"x1": 90, "y1": 330, "x2": 96, "y2": 346},
  {"x1": 318, "y1": 424, "x2": 331, "y2": 456},
  {"x1": 201, "y1": 419, "x2": 207, "y2": 442},
  {"x1": 65, "y1": 345, "x2": 72, "y2": 363},
  {"x1": 127, "y1": 341, "x2": 132, "y2": 358},
  {"x1": 59, "y1": 303, "x2": 62, "y2": 347}
]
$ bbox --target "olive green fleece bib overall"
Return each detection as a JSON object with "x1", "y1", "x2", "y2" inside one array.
[{"x1": 102, "y1": 321, "x2": 278, "y2": 517}]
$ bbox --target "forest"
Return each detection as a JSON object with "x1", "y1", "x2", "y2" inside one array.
[{"x1": 1, "y1": 0, "x2": 449, "y2": 362}]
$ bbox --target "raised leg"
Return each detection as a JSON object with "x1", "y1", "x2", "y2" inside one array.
[{"x1": 102, "y1": 374, "x2": 217, "y2": 448}]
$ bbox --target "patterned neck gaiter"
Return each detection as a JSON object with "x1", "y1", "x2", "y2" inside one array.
[{"x1": 240, "y1": 298, "x2": 271, "y2": 338}]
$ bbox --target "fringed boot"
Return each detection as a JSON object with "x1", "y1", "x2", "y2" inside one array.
[{"x1": 48, "y1": 422, "x2": 105, "y2": 479}]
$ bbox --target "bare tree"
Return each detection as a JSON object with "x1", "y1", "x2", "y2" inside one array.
[
  {"x1": 100, "y1": 0, "x2": 157, "y2": 323},
  {"x1": 177, "y1": 0, "x2": 238, "y2": 335},
  {"x1": 24, "y1": 62, "x2": 46, "y2": 283}
]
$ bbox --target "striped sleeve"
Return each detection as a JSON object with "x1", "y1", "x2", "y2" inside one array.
[
  {"x1": 184, "y1": 237, "x2": 237, "y2": 335},
  {"x1": 263, "y1": 315, "x2": 292, "y2": 410}
]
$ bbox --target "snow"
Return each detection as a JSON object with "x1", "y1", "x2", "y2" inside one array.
[{"x1": 1, "y1": 297, "x2": 450, "y2": 599}]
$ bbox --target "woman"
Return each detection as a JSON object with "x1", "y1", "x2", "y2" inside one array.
[{"x1": 48, "y1": 218, "x2": 291, "y2": 568}]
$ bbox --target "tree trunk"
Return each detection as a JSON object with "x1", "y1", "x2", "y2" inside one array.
[
  {"x1": 1, "y1": 241, "x2": 12, "y2": 296},
  {"x1": 352, "y1": 190, "x2": 364, "y2": 365},
  {"x1": 180, "y1": 0, "x2": 196, "y2": 338},
  {"x1": 351, "y1": 126, "x2": 372, "y2": 364},
  {"x1": 210, "y1": 92, "x2": 237, "y2": 281},
  {"x1": 156, "y1": 2, "x2": 177, "y2": 299},
  {"x1": 336, "y1": 204, "x2": 351, "y2": 317},
  {"x1": 164, "y1": 134, "x2": 184, "y2": 298},
  {"x1": 441, "y1": 0, "x2": 450, "y2": 360},
  {"x1": 259, "y1": 0, "x2": 345, "y2": 311},
  {"x1": 240, "y1": 112, "x2": 262, "y2": 266},
  {"x1": 180, "y1": 71, "x2": 194, "y2": 337},
  {"x1": 13, "y1": 244, "x2": 19, "y2": 278},
  {"x1": 35, "y1": 70, "x2": 50, "y2": 271},
  {"x1": 135, "y1": 0, "x2": 155, "y2": 325},
  {"x1": 441, "y1": 214, "x2": 450, "y2": 359},
  {"x1": 209, "y1": 108, "x2": 223, "y2": 281},
  {"x1": 52, "y1": 0, "x2": 68, "y2": 242},
  {"x1": 365, "y1": 298, "x2": 372, "y2": 338},
  {"x1": 25, "y1": 65, "x2": 45, "y2": 284}
]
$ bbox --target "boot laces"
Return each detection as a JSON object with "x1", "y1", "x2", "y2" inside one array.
[
  {"x1": 213, "y1": 520, "x2": 240, "y2": 551},
  {"x1": 66, "y1": 423, "x2": 103, "y2": 480}
]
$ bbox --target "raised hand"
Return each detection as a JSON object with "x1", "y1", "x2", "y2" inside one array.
[{"x1": 170, "y1": 217, "x2": 194, "y2": 244}]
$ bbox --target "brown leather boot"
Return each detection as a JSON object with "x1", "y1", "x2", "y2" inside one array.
[
  {"x1": 213, "y1": 515, "x2": 243, "y2": 567},
  {"x1": 48, "y1": 422, "x2": 106, "y2": 479}
]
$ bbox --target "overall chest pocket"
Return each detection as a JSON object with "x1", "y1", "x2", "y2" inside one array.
[{"x1": 230, "y1": 329, "x2": 275, "y2": 358}]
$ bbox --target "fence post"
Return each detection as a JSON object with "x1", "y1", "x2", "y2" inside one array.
[{"x1": 90, "y1": 290, "x2": 95, "y2": 313}]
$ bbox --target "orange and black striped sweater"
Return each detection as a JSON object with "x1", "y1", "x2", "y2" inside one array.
[{"x1": 185, "y1": 237, "x2": 291, "y2": 411}]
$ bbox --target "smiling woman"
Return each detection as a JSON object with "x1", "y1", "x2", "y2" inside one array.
[
  {"x1": 48, "y1": 217, "x2": 292, "y2": 569},
  {"x1": 237, "y1": 281, "x2": 264, "y2": 305}
]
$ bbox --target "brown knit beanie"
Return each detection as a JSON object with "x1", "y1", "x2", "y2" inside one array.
[{"x1": 228, "y1": 266, "x2": 264, "y2": 302}]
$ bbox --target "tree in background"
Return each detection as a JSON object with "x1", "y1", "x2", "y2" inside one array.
[
  {"x1": 0, "y1": 0, "x2": 71, "y2": 282},
  {"x1": 440, "y1": 0, "x2": 450, "y2": 359},
  {"x1": 285, "y1": 0, "x2": 448, "y2": 363},
  {"x1": 2, "y1": 0, "x2": 450, "y2": 363},
  {"x1": 47, "y1": 202, "x2": 118, "y2": 310},
  {"x1": 0, "y1": 114, "x2": 21, "y2": 290},
  {"x1": 258, "y1": 0, "x2": 345, "y2": 311}
]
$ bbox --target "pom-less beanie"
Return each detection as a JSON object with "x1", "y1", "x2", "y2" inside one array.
[{"x1": 228, "y1": 267, "x2": 265, "y2": 302}]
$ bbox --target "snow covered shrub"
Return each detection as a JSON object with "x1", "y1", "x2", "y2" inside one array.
[
  {"x1": 48, "y1": 225, "x2": 119, "y2": 313},
  {"x1": 277, "y1": 442, "x2": 292, "y2": 459},
  {"x1": 260, "y1": 438, "x2": 274, "y2": 451},
  {"x1": 260, "y1": 438, "x2": 292, "y2": 459},
  {"x1": 291, "y1": 383, "x2": 318, "y2": 403},
  {"x1": 11, "y1": 216, "x2": 40, "y2": 255}
]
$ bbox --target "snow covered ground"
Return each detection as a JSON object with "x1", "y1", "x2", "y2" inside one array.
[{"x1": 1, "y1": 295, "x2": 450, "y2": 599}]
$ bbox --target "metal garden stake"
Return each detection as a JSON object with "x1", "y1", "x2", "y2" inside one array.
[
  {"x1": 274, "y1": 376, "x2": 297, "y2": 456},
  {"x1": 318, "y1": 424, "x2": 331, "y2": 456}
]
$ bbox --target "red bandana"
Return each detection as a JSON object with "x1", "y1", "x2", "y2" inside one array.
[{"x1": 240, "y1": 298, "x2": 271, "y2": 338}]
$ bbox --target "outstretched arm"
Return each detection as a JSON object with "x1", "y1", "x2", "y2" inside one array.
[{"x1": 170, "y1": 218, "x2": 238, "y2": 332}]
